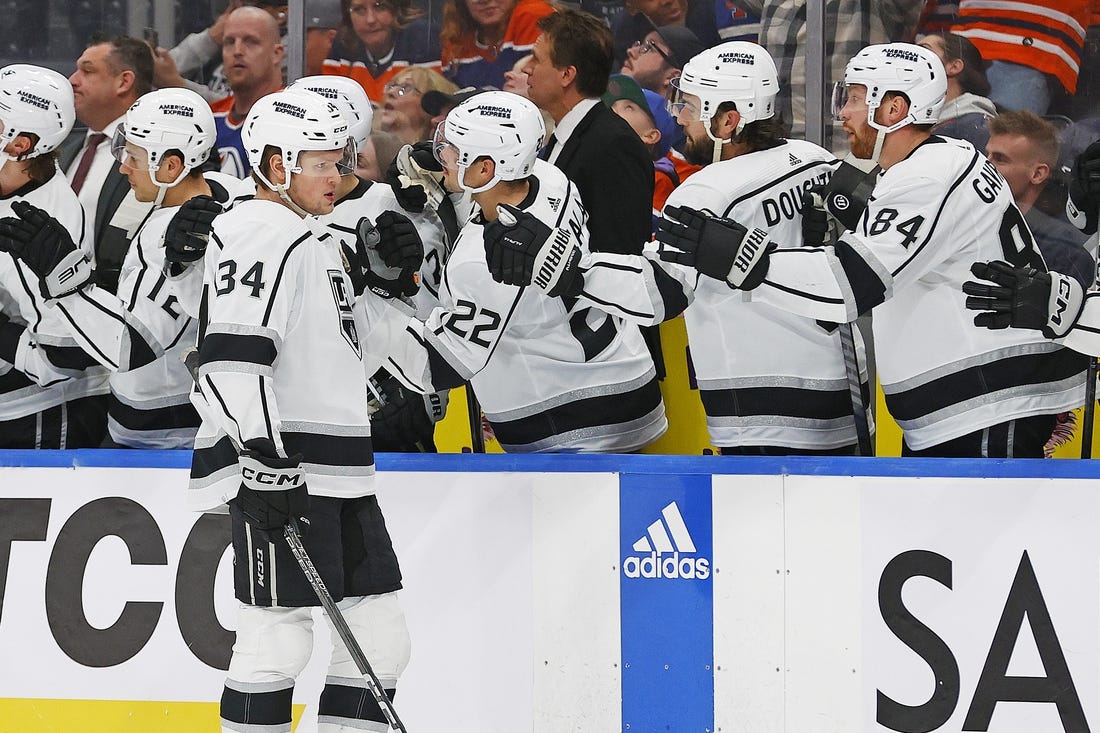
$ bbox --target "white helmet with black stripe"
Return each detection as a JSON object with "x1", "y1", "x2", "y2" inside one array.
[
  {"x1": 0, "y1": 64, "x2": 75, "y2": 175},
  {"x1": 431, "y1": 90, "x2": 544, "y2": 194}
]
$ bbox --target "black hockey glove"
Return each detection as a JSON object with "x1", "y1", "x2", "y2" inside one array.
[
  {"x1": 343, "y1": 217, "x2": 419, "y2": 299},
  {"x1": 0, "y1": 201, "x2": 91, "y2": 298},
  {"x1": 656, "y1": 204, "x2": 776, "y2": 290},
  {"x1": 801, "y1": 189, "x2": 834, "y2": 248},
  {"x1": 369, "y1": 372, "x2": 438, "y2": 452},
  {"x1": 374, "y1": 210, "x2": 425, "y2": 271},
  {"x1": 483, "y1": 203, "x2": 583, "y2": 297},
  {"x1": 164, "y1": 194, "x2": 222, "y2": 268},
  {"x1": 385, "y1": 142, "x2": 446, "y2": 213},
  {"x1": 963, "y1": 260, "x2": 1084, "y2": 339},
  {"x1": 1068, "y1": 140, "x2": 1100, "y2": 235},
  {"x1": 233, "y1": 442, "x2": 310, "y2": 533}
]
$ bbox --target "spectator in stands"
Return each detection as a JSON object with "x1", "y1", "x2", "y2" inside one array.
[
  {"x1": 63, "y1": 35, "x2": 153, "y2": 294},
  {"x1": 619, "y1": 24, "x2": 704, "y2": 97},
  {"x1": 524, "y1": 8, "x2": 653, "y2": 255},
  {"x1": 604, "y1": 74, "x2": 698, "y2": 231},
  {"x1": 323, "y1": 0, "x2": 441, "y2": 102},
  {"x1": 356, "y1": 129, "x2": 403, "y2": 180},
  {"x1": 440, "y1": 0, "x2": 555, "y2": 90},
  {"x1": 379, "y1": 67, "x2": 458, "y2": 144},
  {"x1": 952, "y1": 0, "x2": 1090, "y2": 115},
  {"x1": 985, "y1": 111, "x2": 1095, "y2": 289},
  {"x1": 610, "y1": 0, "x2": 719, "y2": 69},
  {"x1": 919, "y1": 31, "x2": 996, "y2": 150},
  {"x1": 211, "y1": 6, "x2": 286, "y2": 177},
  {"x1": 305, "y1": 0, "x2": 342, "y2": 75},
  {"x1": 153, "y1": 0, "x2": 292, "y2": 103}
]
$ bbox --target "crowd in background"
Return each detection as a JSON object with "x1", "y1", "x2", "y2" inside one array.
[{"x1": 0, "y1": 0, "x2": 1098, "y2": 456}]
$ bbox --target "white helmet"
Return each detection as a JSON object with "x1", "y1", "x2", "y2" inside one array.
[
  {"x1": 0, "y1": 64, "x2": 75, "y2": 158},
  {"x1": 111, "y1": 88, "x2": 215, "y2": 204},
  {"x1": 432, "y1": 90, "x2": 544, "y2": 194},
  {"x1": 835, "y1": 43, "x2": 947, "y2": 132},
  {"x1": 241, "y1": 88, "x2": 354, "y2": 205},
  {"x1": 289, "y1": 75, "x2": 373, "y2": 152},
  {"x1": 671, "y1": 41, "x2": 778, "y2": 134}
]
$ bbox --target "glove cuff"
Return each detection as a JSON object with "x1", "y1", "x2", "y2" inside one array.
[
  {"x1": 1043, "y1": 272, "x2": 1085, "y2": 339},
  {"x1": 239, "y1": 452, "x2": 305, "y2": 492},
  {"x1": 532, "y1": 228, "x2": 577, "y2": 293},
  {"x1": 725, "y1": 227, "x2": 772, "y2": 290},
  {"x1": 43, "y1": 250, "x2": 92, "y2": 299}
]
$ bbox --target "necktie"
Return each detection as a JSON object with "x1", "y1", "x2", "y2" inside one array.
[
  {"x1": 71, "y1": 132, "x2": 107, "y2": 195},
  {"x1": 538, "y1": 134, "x2": 557, "y2": 161}
]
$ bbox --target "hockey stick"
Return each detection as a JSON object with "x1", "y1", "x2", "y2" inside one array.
[
  {"x1": 1083, "y1": 359, "x2": 1096, "y2": 459},
  {"x1": 284, "y1": 521, "x2": 409, "y2": 732},
  {"x1": 1083, "y1": 229, "x2": 1100, "y2": 458},
  {"x1": 466, "y1": 383, "x2": 485, "y2": 453},
  {"x1": 839, "y1": 321, "x2": 873, "y2": 456}
]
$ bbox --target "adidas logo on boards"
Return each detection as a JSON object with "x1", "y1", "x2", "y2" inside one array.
[{"x1": 622, "y1": 502, "x2": 711, "y2": 580}]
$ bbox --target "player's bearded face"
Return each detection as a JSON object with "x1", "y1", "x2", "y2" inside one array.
[{"x1": 838, "y1": 86, "x2": 875, "y2": 159}]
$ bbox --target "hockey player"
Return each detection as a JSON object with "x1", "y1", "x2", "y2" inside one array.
[
  {"x1": 654, "y1": 43, "x2": 1087, "y2": 457},
  {"x1": 365, "y1": 90, "x2": 668, "y2": 452},
  {"x1": 485, "y1": 42, "x2": 872, "y2": 455},
  {"x1": 0, "y1": 64, "x2": 110, "y2": 448},
  {"x1": 0, "y1": 88, "x2": 238, "y2": 448},
  {"x1": 187, "y1": 88, "x2": 410, "y2": 733},
  {"x1": 290, "y1": 74, "x2": 448, "y2": 451}
]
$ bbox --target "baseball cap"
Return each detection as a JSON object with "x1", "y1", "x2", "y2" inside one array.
[
  {"x1": 421, "y1": 86, "x2": 495, "y2": 117},
  {"x1": 653, "y1": 25, "x2": 705, "y2": 70},
  {"x1": 306, "y1": 0, "x2": 341, "y2": 29},
  {"x1": 603, "y1": 74, "x2": 678, "y2": 157}
]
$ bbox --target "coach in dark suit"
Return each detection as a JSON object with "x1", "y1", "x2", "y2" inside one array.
[
  {"x1": 62, "y1": 35, "x2": 153, "y2": 293},
  {"x1": 524, "y1": 7, "x2": 653, "y2": 256}
]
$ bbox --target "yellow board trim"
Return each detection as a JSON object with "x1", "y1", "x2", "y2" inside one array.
[{"x1": 0, "y1": 699, "x2": 306, "y2": 732}]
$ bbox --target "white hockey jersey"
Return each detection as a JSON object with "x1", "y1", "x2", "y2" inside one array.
[
  {"x1": 577, "y1": 140, "x2": 868, "y2": 449},
  {"x1": 0, "y1": 169, "x2": 109, "y2": 422},
  {"x1": 49, "y1": 174, "x2": 240, "y2": 448},
  {"x1": 188, "y1": 198, "x2": 375, "y2": 511},
  {"x1": 750, "y1": 136, "x2": 1087, "y2": 450},
  {"x1": 367, "y1": 160, "x2": 667, "y2": 452}
]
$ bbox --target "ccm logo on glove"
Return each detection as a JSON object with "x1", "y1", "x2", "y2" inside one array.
[
  {"x1": 1050, "y1": 277, "x2": 1075, "y2": 329},
  {"x1": 533, "y1": 228, "x2": 572, "y2": 291},
  {"x1": 240, "y1": 466, "x2": 303, "y2": 488}
]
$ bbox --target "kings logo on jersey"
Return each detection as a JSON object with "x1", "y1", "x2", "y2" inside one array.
[
  {"x1": 328, "y1": 270, "x2": 362, "y2": 358},
  {"x1": 622, "y1": 501, "x2": 711, "y2": 580}
]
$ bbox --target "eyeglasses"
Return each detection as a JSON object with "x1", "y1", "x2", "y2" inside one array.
[
  {"x1": 384, "y1": 81, "x2": 422, "y2": 97},
  {"x1": 630, "y1": 39, "x2": 673, "y2": 66},
  {"x1": 349, "y1": 1, "x2": 393, "y2": 16}
]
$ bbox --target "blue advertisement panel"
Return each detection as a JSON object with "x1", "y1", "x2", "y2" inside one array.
[{"x1": 619, "y1": 472, "x2": 713, "y2": 732}]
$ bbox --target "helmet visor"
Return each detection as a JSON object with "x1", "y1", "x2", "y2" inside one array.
[
  {"x1": 111, "y1": 126, "x2": 154, "y2": 170},
  {"x1": 831, "y1": 82, "x2": 869, "y2": 121},
  {"x1": 432, "y1": 121, "x2": 460, "y2": 170},
  {"x1": 666, "y1": 78, "x2": 700, "y2": 123},
  {"x1": 292, "y1": 140, "x2": 357, "y2": 177}
]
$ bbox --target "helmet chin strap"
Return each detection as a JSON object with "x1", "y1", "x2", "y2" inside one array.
[
  {"x1": 147, "y1": 164, "x2": 191, "y2": 208},
  {"x1": 457, "y1": 163, "x2": 499, "y2": 195},
  {"x1": 704, "y1": 118, "x2": 739, "y2": 165},
  {"x1": 254, "y1": 167, "x2": 311, "y2": 218}
]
